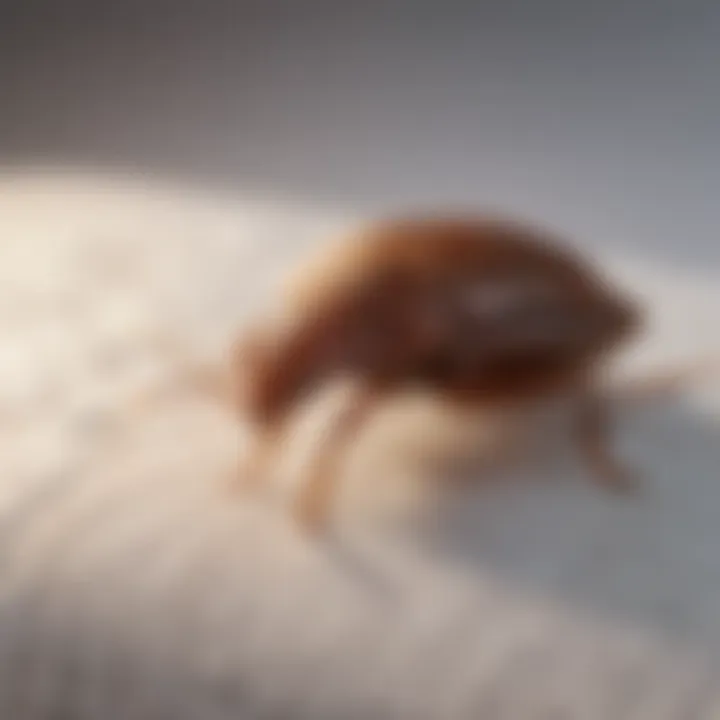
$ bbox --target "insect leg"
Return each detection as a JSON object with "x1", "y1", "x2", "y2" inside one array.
[
  {"x1": 573, "y1": 391, "x2": 639, "y2": 494},
  {"x1": 293, "y1": 383, "x2": 382, "y2": 533}
]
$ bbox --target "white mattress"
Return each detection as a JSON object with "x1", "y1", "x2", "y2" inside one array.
[{"x1": 1, "y1": 168, "x2": 720, "y2": 719}]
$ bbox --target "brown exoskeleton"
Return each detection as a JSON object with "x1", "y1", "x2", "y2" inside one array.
[{"x1": 227, "y1": 215, "x2": 646, "y2": 532}]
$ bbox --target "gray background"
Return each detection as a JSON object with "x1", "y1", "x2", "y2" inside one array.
[{"x1": 1, "y1": 0, "x2": 719, "y2": 264}]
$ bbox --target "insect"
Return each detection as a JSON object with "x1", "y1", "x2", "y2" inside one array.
[{"x1": 226, "y1": 215, "x2": 645, "y2": 532}]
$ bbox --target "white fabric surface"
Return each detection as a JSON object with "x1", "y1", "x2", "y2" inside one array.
[{"x1": 1, "y1": 168, "x2": 720, "y2": 719}]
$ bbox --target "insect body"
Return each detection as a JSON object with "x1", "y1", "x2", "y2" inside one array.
[{"x1": 231, "y1": 216, "x2": 642, "y2": 531}]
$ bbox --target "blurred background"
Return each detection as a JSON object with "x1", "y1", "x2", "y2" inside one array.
[
  {"x1": 3, "y1": 3, "x2": 720, "y2": 718},
  {"x1": 2, "y1": 0, "x2": 720, "y2": 264}
]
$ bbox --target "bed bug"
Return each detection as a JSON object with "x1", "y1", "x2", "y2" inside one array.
[{"x1": 226, "y1": 215, "x2": 646, "y2": 532}]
